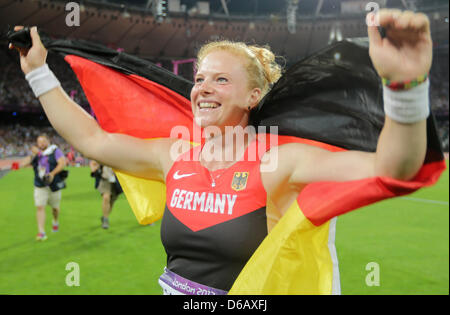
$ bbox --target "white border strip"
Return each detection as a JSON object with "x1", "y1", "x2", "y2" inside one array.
[{"x1": 328, "y1": 217, "x2": 341, "y2": 295}]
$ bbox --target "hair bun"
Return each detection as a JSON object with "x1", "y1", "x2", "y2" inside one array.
[{"x1": 248, "y1": 45, "x2": 282, "y2": 86}]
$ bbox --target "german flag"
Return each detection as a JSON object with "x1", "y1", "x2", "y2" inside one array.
[{"x1": 10, "y1": 33, "x2": 446, "y2": 294}]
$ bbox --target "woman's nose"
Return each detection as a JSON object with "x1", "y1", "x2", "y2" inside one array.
[{"x1": 198, "y1": 80, "x2": 213, "y2": 94}]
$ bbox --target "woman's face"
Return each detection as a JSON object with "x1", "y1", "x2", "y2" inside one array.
[{"x1": 191, "y1": 50, "x2": 260, "y2": 130}]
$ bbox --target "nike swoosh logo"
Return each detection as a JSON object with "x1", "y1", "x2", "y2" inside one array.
[{"x1": 173, "y1": 171, "x2": 197, "y2": 180}]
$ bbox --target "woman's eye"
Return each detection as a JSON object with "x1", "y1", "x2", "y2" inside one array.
[
  {"x1": 195, "y1": 78, "x2": 204, "y2": 84},
  {"x1": 217, "y1": 77, "x2": 228, "y2": 83}
]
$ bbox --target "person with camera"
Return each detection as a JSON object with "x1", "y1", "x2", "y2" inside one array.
[
  {"x1": 23, "y1": 134, "x2": 67, "y2": 241},
  {"x1": 89, "y1": 160, "x2": 122, "y2": 229}
]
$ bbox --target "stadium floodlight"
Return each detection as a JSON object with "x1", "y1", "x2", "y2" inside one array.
[
  {"x1": 147, "y1": 0, "x2": 167, "y2": 20},
  {"x1": 328, "y1": 23, "x2": 343, "y2": 45},
  {"x1": 287, "y1": 0, "x2": 299, "y2": 34},
  {"x1": 168, "y1": 0, "x2": 181, "y2": 13},
  {"x1": 122, "y1": 9, "x2": 131, "y2": 19}
]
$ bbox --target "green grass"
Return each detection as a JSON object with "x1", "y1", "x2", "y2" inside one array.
[
  {"x1": 0, "y1": 166, "x2": 166, "y2": 295},
  {"x1": 0, "y1": 162, "x2": 448, "y2": 295},
  {"x1": 336, "y1": 161, "x2": 449, "y2": 295}
]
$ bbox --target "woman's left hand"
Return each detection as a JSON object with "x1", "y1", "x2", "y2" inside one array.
[{"x1": 367, "y1": 9, "x2": 432, "y2": 82}]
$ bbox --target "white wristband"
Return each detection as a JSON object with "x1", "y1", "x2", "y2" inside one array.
[
  {"x1": 25, "y1": 64, "x2": 61, "y2": 98},
  {"x1": 383, "y1": 79, "x2": 430, "y2": 124}
]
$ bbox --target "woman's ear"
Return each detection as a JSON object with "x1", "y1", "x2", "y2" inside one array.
[{"x1": 248, "y1": 88, "x2": 262, "y2": 110}]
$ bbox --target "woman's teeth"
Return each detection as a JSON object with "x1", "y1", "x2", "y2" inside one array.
[{"x1": 199, "y1": 102, "x2": 220, "y2": 109}]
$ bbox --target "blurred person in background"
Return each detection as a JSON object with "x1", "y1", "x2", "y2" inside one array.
[
  {"x1": 22, "y1": 134, "x2": 67, "y2": 241},
  {"x1": 89, "y1": 160, "x2": 122, "y2": 229}
]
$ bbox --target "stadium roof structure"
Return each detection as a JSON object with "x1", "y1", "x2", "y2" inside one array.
[
  {"x1": 0, "y1": 0, "x2": 448, "y2": 62},
  {"x1": 72, "y1": 0, "x2": 450, "y2": 18}
]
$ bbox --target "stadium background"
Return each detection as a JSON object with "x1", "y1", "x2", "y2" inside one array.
[{"x1": 0, "y1": 0, "x2": 448, "y2": 295}]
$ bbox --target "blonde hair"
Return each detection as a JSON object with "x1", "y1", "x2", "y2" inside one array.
[{"x1": 196, "y1": 40, "x2": 282, "y2": 99}]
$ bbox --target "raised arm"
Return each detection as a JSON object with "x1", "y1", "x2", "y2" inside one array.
[
  {"x1": 266, "y1": 9, "x2": 432, "y2": 190},
  {"x1": 10, "y1": 26, "x2": 181, "y2": 182}
]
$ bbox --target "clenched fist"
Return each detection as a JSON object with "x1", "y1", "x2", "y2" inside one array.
[
  {"x1": 367, "y1": 9, "x2": 433, "y2": 82},
  {"x1": 9, "y1": 26, "x2": 48, "y2": 75}
]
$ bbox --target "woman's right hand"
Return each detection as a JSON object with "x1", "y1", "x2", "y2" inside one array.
[{"x1": 8, "y1": 26, "x2": 47, "y2": 75}]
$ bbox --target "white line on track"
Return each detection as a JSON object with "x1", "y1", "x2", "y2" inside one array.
[{"x1": 400, "y1": 197, "x2": 449, "y2": 206}]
